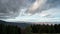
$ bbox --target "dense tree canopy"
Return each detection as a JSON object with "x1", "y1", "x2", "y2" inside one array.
[
  {"x1": 31, "y1": 24, "x2": 60, "y2": 33},
  {"x1": 0, "y1": 23, "x2": 21, "y2": 34}
]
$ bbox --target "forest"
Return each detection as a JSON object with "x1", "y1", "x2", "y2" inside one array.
[
  {"x1": 0, "y1": 23, "x2": 21, "y2": 34},
  {"x1": 0, "y1": 23, "x2": 60, "y2": 34}
]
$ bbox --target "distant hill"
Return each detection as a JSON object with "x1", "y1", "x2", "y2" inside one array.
[
  {"x1": 0, "y1": 20, "x2": 31, "y2": 28},
  {"x1": 0, "y1": 20, "x2": 60, "y2": 28}
]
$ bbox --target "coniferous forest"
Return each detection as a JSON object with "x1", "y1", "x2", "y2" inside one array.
[
  {"x1": 0, "y1": 23, "x2": 21, "y2": 34},
  {"x1": 0, "y1": 21, "x2": 60, "y2": 34}
]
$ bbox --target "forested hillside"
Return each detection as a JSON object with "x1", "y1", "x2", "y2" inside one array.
[
  {"x1": 0, "y1": 20, "x2": 60, "y2": 34},
  {"x1": 0, "y1": 23, "x2": 21, "y2": 34}
]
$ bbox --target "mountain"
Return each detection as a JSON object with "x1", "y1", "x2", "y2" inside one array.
[{"x1": 0, "y1": 20, "x2": 31, "y2": 28}]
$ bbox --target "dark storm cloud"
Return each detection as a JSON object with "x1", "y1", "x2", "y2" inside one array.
[
  {"x1": 25, "y1": 0, "x2": 60, "y2": 14},
  {"x1": 0, "y1": 0, "x2": 25, "y2": 19},
  {"x1": 40, "y1": 0, "x2": 60, "y2": 12},
  {"x1": 0, "y1": 0, "x2": 35, "y2": 19},
  {"x1": 46, "y1": 0, "x2": 60, "y2": 7}
]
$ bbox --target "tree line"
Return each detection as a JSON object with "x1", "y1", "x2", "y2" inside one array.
[
  {"x1": 31, "y1": 24, "x2": 60, "y2": 33},
  {"x1": 0, "y1": 23, "x2": 21, "y2": 34},
  {"x1": 0, "y1": 23, "x2": 60, "y2": 34}
]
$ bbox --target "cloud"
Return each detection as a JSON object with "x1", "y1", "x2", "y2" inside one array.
[
  {"x1": 0, "y1": 0, "x2": 60, "y2": 24},
  {"x1": 0, "y1": 0, "x2": 29, "y2": 19},
  {"x1": 3, "y1": 7, "x2": 60, "y2": 23}
]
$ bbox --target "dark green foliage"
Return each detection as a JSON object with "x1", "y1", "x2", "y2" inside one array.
[
  {"x1": 25, "y1": 26, "x2": 32, "y2": 34},
  {"x1": 0, "y1": 20, "x2": 60, "y2": 34},
  {"x1": 31, "y1": 24, "x2": 60, "y2": 33},
  {"x1": 0, "y1": 23, "x2": 21, "y2": 34}
]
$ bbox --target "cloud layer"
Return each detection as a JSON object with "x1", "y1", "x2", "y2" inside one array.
[{"x1": 0, "y1": 0, "x2": 60, "y2": 24}]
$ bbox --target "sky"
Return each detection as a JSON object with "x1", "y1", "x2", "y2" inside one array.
[{"x1": 0, "y1": 0, "x2": 60, "y2": 24}]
